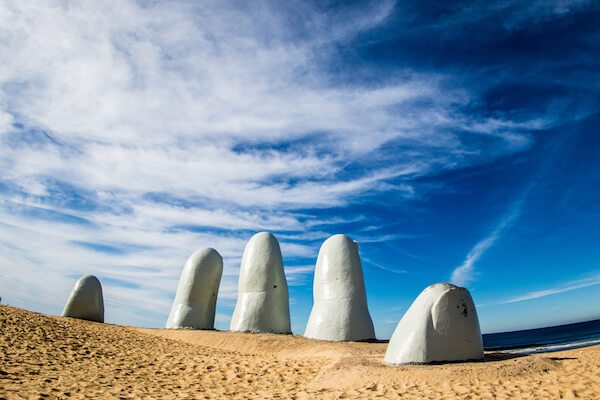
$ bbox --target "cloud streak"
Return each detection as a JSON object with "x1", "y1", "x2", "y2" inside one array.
[
  {"x1": 499, "y1": 275, "x2": 600, "y2": 304},
  {"x1": 450, "y1": 198, "x2": 524, "y2": 286}
]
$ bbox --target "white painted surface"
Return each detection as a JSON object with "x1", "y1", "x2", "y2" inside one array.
[
  {"x1": 384, "y1": 282, "x2": 484, "y2": 364},
  {"x1": 304, "y1": 234, "x2": 375, "y2": 341},
  {"x1": 62, "y1": 275, "x2": 104, "y2": 323},
  {"x1": 230, "y1": 232, "x2": 291, "y2": 334},
  {"x1": 166, "y1": 248, "x2": 223, "y2": 329}
]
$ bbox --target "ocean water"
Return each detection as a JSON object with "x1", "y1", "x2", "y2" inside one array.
[{"x1": 482, "y1": 318, "x2": 600, "y2": 354}]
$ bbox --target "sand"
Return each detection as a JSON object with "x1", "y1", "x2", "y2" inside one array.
[{"x1": 1, "y1": 305, "x2": 599, "y2": 399}]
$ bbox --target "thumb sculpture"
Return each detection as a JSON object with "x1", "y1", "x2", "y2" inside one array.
[
  {"x1": 62, "y1": 275, "x2": 104, "y2": 323},
  {"x1": 230, "y1": 232, "x2": 291, "y2": 334},
  {"x1": 166, "y1": 248, "x2": 223, "y2": 329},
  {"x1": 304, "y1": 234, "x2": 375, "y2": 341},
  {"x1": 384, "y1": 282, "x2": 484, "y2": 364}
]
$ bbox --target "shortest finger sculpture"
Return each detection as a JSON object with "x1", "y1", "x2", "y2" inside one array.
[
  {"x1": 166, "y1": 248, "x2": 223, "y2": 329},
  {"x1": 385, "y1": 282, "x2": 484, "y2": 364},
  {"x1": 62, "y1": 275, "x2": 104, "y2": 323}
]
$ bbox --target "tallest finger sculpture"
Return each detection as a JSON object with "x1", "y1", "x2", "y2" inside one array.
[
  {"x1": 230, "y1": 232, "x2": 291, "y2": 334},
  {"x1": 304, "y1": 234, "x2": 375, "y2": 341}
]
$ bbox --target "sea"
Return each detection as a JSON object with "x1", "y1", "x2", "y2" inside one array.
[{"x1": 482, "y1": 318, "x2": 600, "y2": 355}]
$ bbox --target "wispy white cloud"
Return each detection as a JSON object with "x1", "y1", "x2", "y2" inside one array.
[
  {"x1": 362, "y1": 257, "x2": 407, "y2": 274},
  {"x1": 429, "y1": 0, "x2": 593, "y2": 32},
  {"x1": 450, "y1": 198, "x2": 524, "y2": 286},
  {"x1": 0, "y1": 110, "x2": 12, "y2": 134},
  {"x1": 284, "y1": 265, "x2": 315, "y2": 286},
  {"x1": 498, "y1": 275, "x2": 600, "y2": 304}
]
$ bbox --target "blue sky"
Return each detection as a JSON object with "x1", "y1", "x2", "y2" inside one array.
[{"x1": 1, "y1": 0, "x2": 599, "y2": 338}]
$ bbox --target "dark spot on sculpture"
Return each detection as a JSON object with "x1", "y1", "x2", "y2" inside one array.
[
  {"x1": 462, "y1": 303, "x2": 468, "y2": 317},
  {"x1": 273, "y1": 285, "x2": 277, "y2": 288}
]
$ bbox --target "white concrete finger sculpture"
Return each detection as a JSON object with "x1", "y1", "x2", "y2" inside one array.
[
  {"x1": 385, "y1": 282, "x2": 484, "y2": 364},
  {"x1": 166, "y1": 248, "x2": 223, "y2": 329},
  {"x1": 230, "y1": 232, "x2": 291, "y2": 334},
  {"x1": 304, "y1": 234, "x2": 375, "y2": 341},
  {"x1": 62, "y1": 275, "x2": 104, "y2": 323}
]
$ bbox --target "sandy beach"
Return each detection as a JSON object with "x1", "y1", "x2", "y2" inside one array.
[{"x1": 1, "y1": 305, "x2": 599, "y2": 399}]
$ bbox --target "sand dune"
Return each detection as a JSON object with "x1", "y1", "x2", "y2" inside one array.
[{"x1": 1, "y1": 305, "x2": 599, "y2": 399}]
